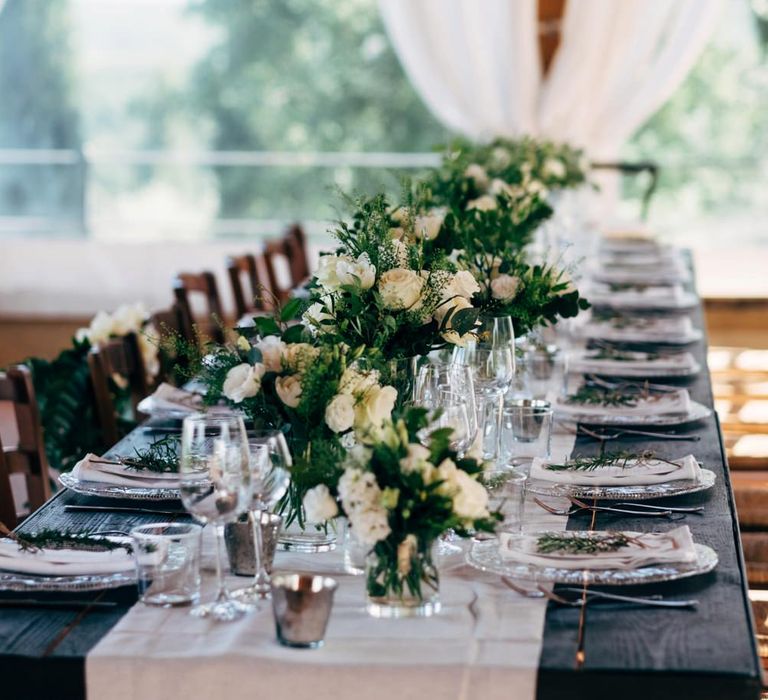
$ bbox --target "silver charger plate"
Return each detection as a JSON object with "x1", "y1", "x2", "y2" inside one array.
[
  {"x1": 581, "y1": 328, "x2": 704, "y2": 346},
  {"x1": 589, "y1": 292, "x2": 698, "y2": 312},
  {"x1": 570, "y1": 359, "x2": 701, "y2": 379},
  {"x1": 558, "y1": 399, "x2": 712, "y2": 427},
  {"x1": 467, "y1": 538, "x2": 718, "y2": 586},
  {"x1": 0, "y1": 569, "x2": 135, "y2": 592},
  {"x1": 526, "y1": 467, "x2": 716, "y2": 501},
  {"x1": 59, "y1": 472, "x2": 181, "y2": 501}
]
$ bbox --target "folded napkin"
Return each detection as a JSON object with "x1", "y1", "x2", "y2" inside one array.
[
  {"x1": 0, "y1": 536, "x2": 135, "y2": 576},
  {"x1": 580, "y1": 315, "x2": 696, "y2": 343},
  {"x1": 499, "y1": 526, "x2": 697, "y2": 570},
  {"x1": 598, "y1": 249, "x2": 681, "y2": 268},
  {"x1": 555, "y1": 388, "x2": 692, "y2": 418},
  {"x1": 587, "y1": 284, "x2": 688, "y2": 309},
  {"x1": 137, "y1": 383, "x2": 203, "y2": 417},
  {"x1": 591, "y1": 266, "x2": 690, "y2": 285},
  {"x1": 568, "y1": 349, "x2": 697, "y2": 375},
  {"x1": 72, "y1": 453, "x2": 180, "y2": 489},
  {"x1": 530, "y1": 454, "x2": 701, "y2": 486}
]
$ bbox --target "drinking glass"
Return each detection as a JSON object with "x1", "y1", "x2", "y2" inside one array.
[
  {"x1": 232, "y1": 432, "x2": 291, "y2": 604},
  {"x1": 480, "y1": 469, "x2": 527, "y2": 533},
  {"x1": 180, "y1": 412, "x2": 252, "y2": 621},
  {"x1": 435, "y1": 388, "x2": 474, "y2": 456},
  {"x1": 415, "y1": 362, "x2": 478, "y2": 438},
  {"x1": 500, "y1": 399, "x2": 554, "y2": 470}
]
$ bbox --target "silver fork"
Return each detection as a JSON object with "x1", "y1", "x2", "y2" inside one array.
[
  {"x1": 577, "y1": 425, "x2": 701, "y2": 442},
  {"x1": 538, "y1": 585, "x2": 698, "y2": 609},
  {"x1": 534, "y1": 497, "x2": 674, "y2": 518}
]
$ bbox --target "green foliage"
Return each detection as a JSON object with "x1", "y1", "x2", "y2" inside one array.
[
  {"x1": 536, "y1": 532, "x2": 631, "y2": 555},
  {"x1": 26, "y1": 339, "x2": 135, "y2": 473}
]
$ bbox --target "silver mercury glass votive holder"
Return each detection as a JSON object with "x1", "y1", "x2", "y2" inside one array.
[
  {"x1": 505, "y1": 398, "x2": 551, "y2": 442},
  {"x1": 271, "y1": 573, "x2": 338, "y2": 648},
  {"x1": 224, "y1": 512, "x2": 282, "y2": 576}
]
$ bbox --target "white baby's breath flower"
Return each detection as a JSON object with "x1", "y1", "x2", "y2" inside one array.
[
  {"x1": 467, "y1": 194, "x2": 497, "y2": 212},
  {"x1": 490, "y1": 274, "x2": 522, "y2": 302},
  {"x1": 275, "y1": 374, "x2": 302, "y2": 408},
  {"x1": 325, "y1": 393, "x2": 355, "y2": 433},
  {"x1": 222, "y1": 363, "x2": 265, "y2": 403},
  {"x1": 303, "y1": 484, "x2": 339, "y2": 523},
  {"x1": 377, "y1": 268, "x2": 424, "y2": 310}
]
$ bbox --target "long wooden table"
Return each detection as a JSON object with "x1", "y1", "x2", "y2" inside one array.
[{"x1": 0, "y1": 299, "x2": 762, "y2": 700}]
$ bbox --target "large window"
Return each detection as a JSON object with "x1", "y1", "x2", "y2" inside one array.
[{"x1": 1, "y1": 0, "x2": 767, "y2": 247}]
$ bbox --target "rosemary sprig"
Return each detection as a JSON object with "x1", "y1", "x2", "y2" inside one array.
[
  {"x1": 565, "y1": 385, "x2": 639, "y2": 407},
  {"x1": 10, "y1": 528, "x2": 132, "y2": 554},
  {"x1": 123, "y1": 435, "x2": 179, "y2": 473},
  {"x1": 536, "y1": 532, "x2": 631, "y2": 555},
  {"x1": 546, "y1": 451, "x2": 681, "y2": 472}
]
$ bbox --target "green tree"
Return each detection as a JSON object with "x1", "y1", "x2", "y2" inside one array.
[{"x1": 0, "y1": 0, "x2": 82, "y2": 226}]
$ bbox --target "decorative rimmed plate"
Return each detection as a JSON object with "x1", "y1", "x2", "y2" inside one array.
[
  {"x1": 59, "y1": 472, "x2": 181, "y2": 501},
  {"x1": 466, "y1": 538, "x2": 718, "y2": 586},
  {"x1": 526, "y1": 467, "x2": 716, "y2": 501},
  {"x1": 557, "y1": 400, "x2": 712, "y2": 427},
  {"x1": 0, "y1": 569, "x2": 135, "y2": 592},
  {"x1": 588, "y1": 292, "x2": 698, "y2": 312},
  {"x1": 581, "y1": 328, "x2": 704, "y2": 346},
  {"x1": 569, "y1": 357, "x2": 701, "y2": 379}
]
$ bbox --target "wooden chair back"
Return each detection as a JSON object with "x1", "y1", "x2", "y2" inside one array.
[
  {"x1": 283, "y1": 223, "x2": 311, "y2": 287},
  {"x1": 227, "y1": 253, "x2": 274, "y2": 319},
  {"x1": 173, "y1": 271, "x2": 226, "y2": 344},
  {"x1": 261, "y1": 240, "x2": 293, "y2": 304},
  {"x1": 0, "y1": 439, "x2": 14, "y2": 528},
  {"x1": 87, "y1": 333, "x2": 149, "y2": 446},
  {"x1": 0, "y1": 365, "x2": 51, "y2": 520}
]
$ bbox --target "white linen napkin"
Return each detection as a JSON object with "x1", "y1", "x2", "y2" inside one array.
[
  {"x1": 72, "y1": 453, "x2": 180, "y2": 489},
  {"x1": 579, "y1": 315, "x2": 696, "y2": 343},
  {"x1": 137, "y1": 383, "x2": 203, "y2": 417},
  {"x1": 498, "y1": 526, "x2": 697, "y2": 570},
  {"x1": 554, "y1": 388, "x2": 692, "y2": 418},
  {"x1": 529, "y1": 454, "x2": 701, "y2": 486},
  {"x1": 0, "y1": 536, "x2": 135, "y2": 576},
  {"x1": 568, "y1": 349, "x2": 698, "y2": 375}
]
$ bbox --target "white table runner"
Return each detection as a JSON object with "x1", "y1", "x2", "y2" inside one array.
[{"x1": 86, "y1": 430, "x2": 576, "y2": 700}]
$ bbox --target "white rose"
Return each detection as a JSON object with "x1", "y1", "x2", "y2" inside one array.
[
  {"x1": 336, "y1": 252, "x2": 376, "y2": 290},
  {"x1": 303, "y1": 485, "x2": 339, "y2": 523},
  {"x1": 377, "y1": 268, "x2": 424, "y2": 310},
  {"x1": 275, "y1": 374, "x2": 302, "y2": 408},
  {"x1": 87, "y1": 311, "x2": 115, "y2": 345},
  {"x1": 255, "y1": 335, "x2": 286, "y2": 372},
  {"x1": 452, "y1": 470, "x2": 490, "y2": 520},
  {"x1": 467, "y1": 194, "x2": 497, "y2": 212},
  {"x1": 354, "y1": 385, "x2": 398, "y2": 432},
  {"x1": 315, "y1": 255, "x2": 341, "y2": 289},
  {"x1": 111, "y1": 303, "x2": 148, "y2": 336},
  {"x1": 325, "y1": 393, "x2": 355, "y2": 433},
  {"x1": 490, "y1": 274, "x2": 522, "y2": 302},
  {"x1": 349, "y1": 506, "x2": 391, "y2": 547},
  {"x1": 543, "y1": 157, "x2": 567, "y2": 180},
  {"x1": 223, "y1": 363, "x2": 265, "y2": 403},
  {"x1": 445, "y1": 270, "x2": 480, "y2": 300},
  {"x1": 463, "y1": 163, "x2": 489, "y2": 190},
  {"x1": 413, "y1": 212, "x2": 443, "y2": 241}
]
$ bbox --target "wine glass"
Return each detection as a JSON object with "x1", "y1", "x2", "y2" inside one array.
[
  {"x1": 231, "y1": 431, "x2": 291, "y2": 604},
  {"x1": 416, "y1": 361, "x2": 478, "y2": 438},
  {"x1": 435, "y1": 388, "x2": 474, "y2": 457},
  {"x1": 477, "y1": 315, "x2": 515, "y2": 353},
  {"x1": 180, "y1": 412, "x2": 253, "y2": 621}
]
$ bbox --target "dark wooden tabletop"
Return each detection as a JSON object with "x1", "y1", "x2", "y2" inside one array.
[{"x1": 0, "y1": 290, "x2": 762, "y2": 700}]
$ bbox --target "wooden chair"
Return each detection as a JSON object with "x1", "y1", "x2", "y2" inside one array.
[
  {"x1": 227, "y1": 253, "x2": 274, "y2": 319},
  {"x1": 173, "y1": 271, "x2": 226, "y2": 344},
  {"x1": 261, "y1": 240, "x2": 293, "y2": 304},
  {"x1": 283, "y1": 223, "x2": 311, "y2": 287},
  {"x1": 0, "y1": 365, "x2": 51, "y2": 522},
  {"x1": 0, "y1": 439, "x2": 15, "y2": 528},
  {"x1": 88, "y1": 333, "x2": 150, "y2": 446}
]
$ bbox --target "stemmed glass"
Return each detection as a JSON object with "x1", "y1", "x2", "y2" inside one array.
[
  {"x1": 180, "y1": 413, "x2": 253, "y2": 621},
  {"x1": 231, "y1": 431, "x2": 291, "y2": 604},
  {"x1": 434, "y1": 388, "x2": 474, "y2": 456},
  {"x1": 415, "y1": 361, "x2": 478, "y2": 440}
]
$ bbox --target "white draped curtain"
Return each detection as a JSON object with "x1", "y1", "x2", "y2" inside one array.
[{"x1": 379, "y1": 0, "x2": 723, "y2": 159}]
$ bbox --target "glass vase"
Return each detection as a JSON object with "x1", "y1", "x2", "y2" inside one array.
[{"x1": 365, "y1": 536, "x2": 440, "y2": 618}]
